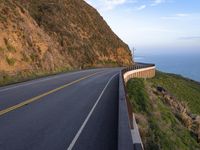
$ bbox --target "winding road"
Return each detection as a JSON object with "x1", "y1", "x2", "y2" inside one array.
[{"x1": 0, "y1": 68, "x2": 121, "y2": 150}]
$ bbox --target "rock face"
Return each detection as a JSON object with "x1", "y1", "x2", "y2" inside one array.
[{"x1": 0, "y1": 0, "x2": 133, "y2": 75}]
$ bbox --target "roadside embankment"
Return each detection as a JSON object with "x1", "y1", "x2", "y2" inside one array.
[{"x1": 127, "y1": 71, "x2": 200, "y2": 150}]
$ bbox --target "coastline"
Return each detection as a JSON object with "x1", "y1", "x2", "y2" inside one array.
[{"x1": 135, "y1": 53, "x2": 200, "y2": 82}]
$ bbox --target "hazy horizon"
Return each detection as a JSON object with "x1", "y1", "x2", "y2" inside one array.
[{"x1": 85, "y1": 0, "x2": 200, "y2": 55}]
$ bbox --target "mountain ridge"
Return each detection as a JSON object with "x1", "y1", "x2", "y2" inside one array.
[{"x1": 0, "y1": 0, "x2": 133, "y2": 76}]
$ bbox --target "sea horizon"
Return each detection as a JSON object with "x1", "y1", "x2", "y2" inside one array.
[{"x1": 135, "y1": 53, "x2": 200, "y2": 82}]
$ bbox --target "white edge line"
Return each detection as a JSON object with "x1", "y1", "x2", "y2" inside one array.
[{"x1": 67, "y1": 73, "x2": 119, "y2": 150}]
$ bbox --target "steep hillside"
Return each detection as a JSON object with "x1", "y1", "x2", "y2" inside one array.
[
  {"x1": 0, "y1": 0, "x2": 70, "y2": 74},
  {"x1": 127, "y1": 71, "x2": 200, "y2": 150},
  {"x1": 18, "y1": 0, "x2": 133, "y2": 67},
  {"x1": 0, "y1": 0, "x2": 133, "y2": 84}
]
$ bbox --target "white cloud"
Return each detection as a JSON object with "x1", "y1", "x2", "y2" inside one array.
[
  {"x1": 161, "y1": 16, "x2": 178, "y2": 20},
  {"x1": 103, "y1": 0, "x2": 127, "y2": 10},
  {"x1": 85, "y1": 0, "x2": 137, "y2": 10},
  {"x1": 135, "y1": 5, "x2": 146, "y2": 11},
  {"x1": 176, "y1": 13, "x2": 189, "y2": 17},
  {"x1": 151, "y1": 0, "x2": 165, "y2": 6},
  {"x1": 179, "y1": 36, "x2": 200, "y2": 40},
  {"x1": 151, "y1": 0, "x2": 174, "y2": 6},
  {"x1": 138, "y1": 27, "x2": 177, "y2": 33},
  {"x1": 103, "y1": 0, "x2": 127, "y2": 6},
  {"x1": 161, "y1": 13, "x2": 190, "y2": 20}
]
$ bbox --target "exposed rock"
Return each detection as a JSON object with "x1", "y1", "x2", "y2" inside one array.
[
  {"x1": 157, "y1": 86, "x2": 166, "y2": 93},
  {"x1": 156, "y1": 86, "x2": 200, "y2": 142}
]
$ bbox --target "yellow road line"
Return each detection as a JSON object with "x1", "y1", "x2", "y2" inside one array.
[{"x1": 0, "y1": 72, "x2": 100, "y2": 116}]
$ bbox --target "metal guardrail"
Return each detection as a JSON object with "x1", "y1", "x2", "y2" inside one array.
[
  {"x1": 118, "y1": 63, "x2": 155, "y2": 150},
  {"x1": 122, "y1": 62, "x2": 155, "y2": 73}
]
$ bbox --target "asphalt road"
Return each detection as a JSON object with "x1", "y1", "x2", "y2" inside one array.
[{"x1": 0, "y1": 68, "x2": 121, "y2": 150}]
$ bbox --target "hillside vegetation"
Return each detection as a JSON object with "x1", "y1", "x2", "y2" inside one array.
[
  {"x1": 127, "y1": 71, "x2": 200, "y2": 150},
  {"x1": 0, "y1": 0, "x2": 133, "y2": 86}
]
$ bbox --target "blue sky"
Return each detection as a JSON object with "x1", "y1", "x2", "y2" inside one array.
[{"x1": 85, "y1": 0, "x2": 200, "y2": 55}]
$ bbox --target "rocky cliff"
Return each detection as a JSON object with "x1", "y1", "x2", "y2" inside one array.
[{"x1": 0, "y1": 0, "x2": 133, "y2": 75}]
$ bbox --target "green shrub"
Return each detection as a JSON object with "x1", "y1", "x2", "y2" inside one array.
[
  {"x1": 0, "y1": 47, "x2": 5, "y2": 52},
  {"x1": 21, "y1": 52, "x2": 29, "y2": 62},
  {"x1": 6, "y1": 57, "x2": 16, "y2": 66},
  {"x1": 30, "y1": 53, "x2": 38, "y2": 61},
  {"x1": 4, "y1": 38, "x2": 16, "y2": 52},
  {"x1": 7, "y1": 44, "x2": 16, "y2": 52},
  {"x1": 0, "y1": 14, "x2": 7, "y2": 22}
]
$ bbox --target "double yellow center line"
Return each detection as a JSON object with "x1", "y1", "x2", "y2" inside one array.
[{"x1": 0, "y1": 72, "x2": 100, "y2": 116}]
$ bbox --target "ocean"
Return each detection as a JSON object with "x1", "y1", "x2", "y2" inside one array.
[{"x1": 135, "y1": 53, "x2": 200, "y2": 82}]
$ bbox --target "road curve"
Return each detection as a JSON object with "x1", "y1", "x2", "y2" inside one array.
[{"x1": 0, "y1": 68, "x2": 120, "y2": 150}]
